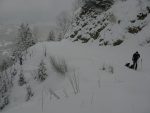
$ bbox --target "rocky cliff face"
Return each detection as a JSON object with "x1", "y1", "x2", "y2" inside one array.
[{"x1": 66, "y1": 0, "x2": 150, "y2": 46}]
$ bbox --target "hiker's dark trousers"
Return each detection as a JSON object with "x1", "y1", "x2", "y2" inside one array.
[{"x1": 133, "y1": 61, "x2": 138, "y2": 70}]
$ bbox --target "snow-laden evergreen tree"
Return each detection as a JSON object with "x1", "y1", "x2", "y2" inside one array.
[
  {"x1": 0, "y1": 58, "x2": 14, "y2": 110},
  {"x1": 0, "y1": 73, "x2": 9, "y2": 110},
  {"x1": 0, "y1": 60, "x2": 9, "y2": 72},
  {"x1": 0, "y1": 59, "x2": 12, "y2": 90},
  {"x1": 57, "y1": 32, "x2": 63, "y2": 41},
  {"x1": 18, "y1": 70, "x2": 26, "y2": 86},
  {"x1": 12, "y1": 23, "x2": 36, "y2": 60},
  {"x1": 37, "y1": 60, "x2": 48, "y2": 82},
  {"x1": 56, "y1": 11, "x2": 71, "y2": 37},
  {"x1": 47, "y1": 30, "x2": 55, "y2": 41}
]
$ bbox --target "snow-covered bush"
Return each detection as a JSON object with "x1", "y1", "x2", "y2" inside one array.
[
  {"x1": 37, "y1": 60, "x2": 48, "y2": 82},
  {"x1": 128, "y1": 26, "x2": 142, "y2": 34},
  {"x1": 137, "y1": 12, "x2": 148, "y2": 20}
]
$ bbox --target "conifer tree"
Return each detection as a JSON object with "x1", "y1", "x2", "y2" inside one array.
[
  {"x1": 0, "y1": 73, "x2": 9, "y2": 110},
  {"x1": 13, "y1": 23, "x2": 36, "y2": 60},
  {"x1": 37, "y1": 60, "x2": 48, "y2": 82},
  {"x1": 18, "y1": 70, "x2": 26, "y2": 86},
  {"x1": 47, "y1": 30, "x2": 55, "y2": 41}
]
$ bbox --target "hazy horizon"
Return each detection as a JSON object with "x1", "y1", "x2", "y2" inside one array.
[{"x1": 0, "y1": 0, "x2": 74, "y2": 25}]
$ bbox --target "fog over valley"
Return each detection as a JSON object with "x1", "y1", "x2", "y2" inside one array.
[{"x1": 0, "y1": 0, "x2": 74, "y2": 24}]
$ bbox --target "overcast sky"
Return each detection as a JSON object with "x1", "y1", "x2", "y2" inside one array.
[{"x1": 0, "y1": 0, "x2": 74, "y2": 25}]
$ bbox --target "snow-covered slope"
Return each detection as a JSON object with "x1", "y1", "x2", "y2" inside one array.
[
  {"x1": 66, "y1": 0, "x2": 150, "y2": 46},
  {"x1": 1, "y1": 0, "x2": 150, "y2": 113},
  {"x1": 1, "y1": 38, "x2": 150, "y2": 113}
]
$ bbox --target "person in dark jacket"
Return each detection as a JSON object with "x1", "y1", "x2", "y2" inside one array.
[{"x1": 132, "y1": 51, "x2": 140, "y2": 70}]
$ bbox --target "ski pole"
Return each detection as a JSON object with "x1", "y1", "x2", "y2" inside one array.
[{"x1": 141, "y1": 58, "x2": 142, "y2": 70}]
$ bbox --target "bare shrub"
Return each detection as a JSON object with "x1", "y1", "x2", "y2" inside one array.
[
  {"x1": 100, "y1": 63, "x2": 114, "y2": 74},
  {"x1": 26, "y1": 85, "x2": 34, "y2": 101},
  {"x1": 102, "y1": 64, "x2": 106, "y2": 71},
  {"x1": 49, "y1": 56, "x2": 68, "y2": 75},
  {"x1": 49, "y1": 88, "x2": 60, "y2": 100},
  {"x1": 108, "y1": 65, "x2": 114, "y2": 74},
  {"x1": 68, "y1": 70, "x2": 80, "y2": 95}
]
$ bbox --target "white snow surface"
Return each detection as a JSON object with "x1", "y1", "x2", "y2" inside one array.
[{"x1": 1, "y1": 38, "x2": 150, "y2": 113}]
